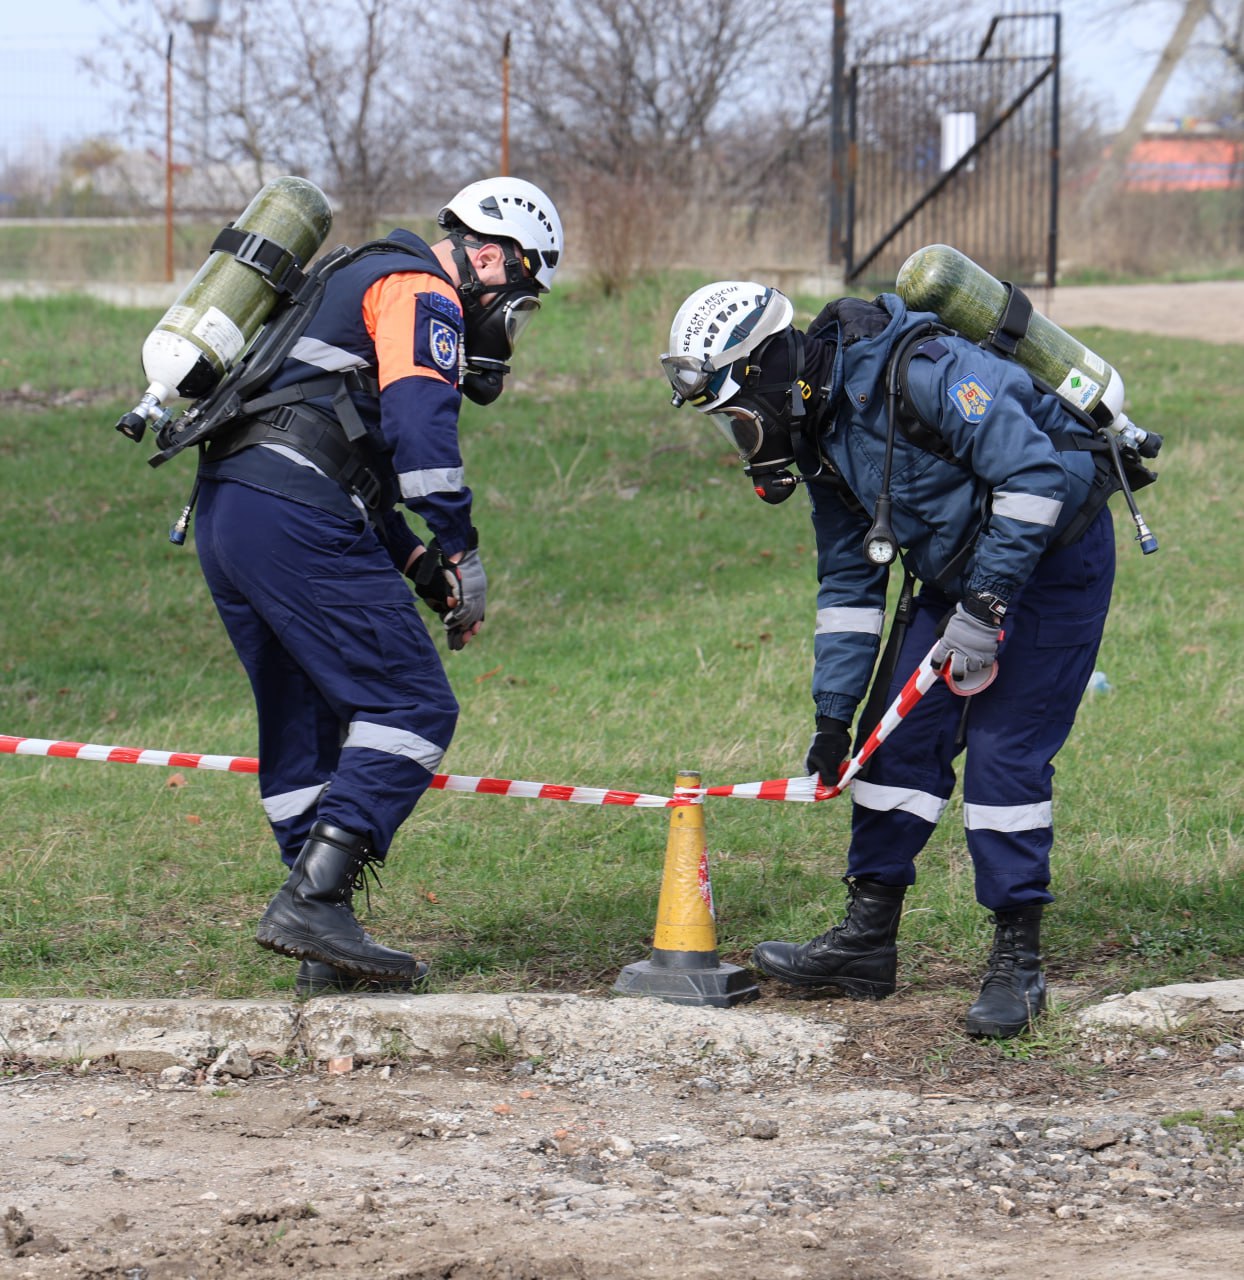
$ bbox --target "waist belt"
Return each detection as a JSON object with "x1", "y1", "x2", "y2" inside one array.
[{"x1": 204, "y1": 404, "x2": 384, "y2": 511}]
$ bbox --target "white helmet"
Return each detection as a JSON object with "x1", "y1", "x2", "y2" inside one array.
[
  {"x1": 661, "y1": 281, "x2": 794, "y2": 411},
  {"x1": 437, "y1": 177, "x2": 563, "y2": 292}
]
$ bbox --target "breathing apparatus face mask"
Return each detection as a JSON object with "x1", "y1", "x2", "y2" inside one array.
[
  {"x1": 451, "y1": 234, "x2": 542, "y2": 406},
  {"x1": 460, "y1": 292, "x2": 540, "y2": 405},
  {"x1": 711, "y1": 333, "x2": 811, "y2": 505}
]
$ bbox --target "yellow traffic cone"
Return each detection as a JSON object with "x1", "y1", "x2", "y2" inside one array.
[{"x1": 613, "y1": 771, "x2": 759, "y2": 1007}]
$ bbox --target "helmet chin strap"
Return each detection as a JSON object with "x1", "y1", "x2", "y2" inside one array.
[
  {"x1": 733, "y1": 331, "x2": 844, "y2": 504},
  {"x1": 448, "y1": 233, "x2": 533, "y2": 304}
]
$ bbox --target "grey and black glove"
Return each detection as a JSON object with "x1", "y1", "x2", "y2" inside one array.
[
  {"x1": 806, "y1": 716, "x2": 852, "y2": 786},
  {"x1": 410, "y1": 533, "x2": 487, "y2": 650},
  {"x1": 933, "y1": 597, "x2": 1003, "y2": 691},
  {"x1": 443, "y1": 546, "x2": 487, "y2": 650}
]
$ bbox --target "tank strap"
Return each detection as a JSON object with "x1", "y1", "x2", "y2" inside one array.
[
  {"x1": 888, "y1": 322, "x2": 961, "y2": 464},
  {"x1": 239, "y1": 369, "x2": 381, "y2": 442},
  {"x1": 986, "y1": 282, "x2": 1033, "y2": 357},
  {"x1": 211, "y1": 225, "x2": 309, "y2": 296}
]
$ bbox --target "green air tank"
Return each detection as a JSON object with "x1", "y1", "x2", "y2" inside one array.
[
  {"x1": 118, "y1": 176, "x2": 332, "y2": 440},
  {"x1": 896, "y1": 244, "x2": 1126, "y2": 428}
]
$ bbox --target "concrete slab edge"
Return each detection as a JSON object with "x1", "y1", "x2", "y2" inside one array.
[{"x1": 0, "y1": 993, "x2": 846, "y2": 1075}]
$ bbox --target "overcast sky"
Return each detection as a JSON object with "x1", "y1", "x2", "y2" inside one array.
[{"x1": 0, "y1": 0, "x2": 1214, "y2": 160}]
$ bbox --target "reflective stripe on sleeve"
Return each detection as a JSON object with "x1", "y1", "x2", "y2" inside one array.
[
  {"x1": 815, "y1": 606, "x2": 886, "y2": 636},
  {"x1": 398, "y1": 465, "x2": 465, "y2": 500},
  {"x1": 964, "y1": 800, "x2": 1052, "y2": 832},
  {"x1": 852, "y1": 779, "x2": 948, "y2": 824},
  {"x1": 261, "y1": 782, "x2": 328, "y2": 824},
  {"x1": 289, "y1": 336, "x2": 370, "y2": 372},
  {"x1": 343, "y1": 720, "x2": 445, "y2": 771},
  {"x1": 992, "y1": 491, "x2": 1063, "y2": 527}
]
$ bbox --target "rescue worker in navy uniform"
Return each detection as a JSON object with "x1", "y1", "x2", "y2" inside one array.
[
  {"x1": 661, "y1": 280, "x2": 1118, "y2": 1037},
  {"x1": 193, "y1": 178, "x2": 563, "y2": 996}
]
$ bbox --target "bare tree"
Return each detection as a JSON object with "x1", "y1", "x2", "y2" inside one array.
[
  {"x1": 431, "y1": 0, "x2": 840, "y2": 288},
  {"x1": 1083, "y1": 0, "x2": 1212, "y2": 210},
  {"x1": 1193, "y1": 0, "x2": 1244, "y2": 114},
  {"x1": 92, "y1": 0, "x2": 440, "y2": 240}
]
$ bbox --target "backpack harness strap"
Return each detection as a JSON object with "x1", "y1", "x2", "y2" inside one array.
[
  {"x1": 885, "y1": 305, "x2": 1130, "y2": 551},
  {"x1": 203, "y1": 365, "x2": 387, "y2": 511}
]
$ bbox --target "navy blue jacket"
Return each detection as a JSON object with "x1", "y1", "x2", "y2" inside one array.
[
  {"x1": 201, "y1": 231, "x2": 473, "y2": 561},
  {"x1": 809, "y1": 294, "x2": 1104, "y2": 723}
]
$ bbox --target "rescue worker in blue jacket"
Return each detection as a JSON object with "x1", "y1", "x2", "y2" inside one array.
[
  {"x1": 661, "y1": 280, "x2": 1118, "y2": 1037},
  {"x1": 194, "y1": 177, "x2": 563, "y2": 996}
]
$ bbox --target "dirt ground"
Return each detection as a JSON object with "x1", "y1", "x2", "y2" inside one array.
[
  {"x1": 2, "y1": 984, "x2": 1242, "y2": 1280},
  {"x1": 1031, "y1": 279, "x2": 1244, "y2": 346}
]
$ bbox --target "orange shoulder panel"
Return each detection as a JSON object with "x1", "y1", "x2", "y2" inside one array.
[{"x1": 362, "y1": 272, "x2": 461, "y2": 391}]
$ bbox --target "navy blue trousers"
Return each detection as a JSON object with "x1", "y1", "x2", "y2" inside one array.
[
  {"x1": 846, "y1": 507, "x2": 1116, "y2": 910},
  {"x1": 195, "y1": 477, "x2": 459, "y2": 867}
]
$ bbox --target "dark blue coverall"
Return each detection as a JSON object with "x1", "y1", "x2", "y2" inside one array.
[
  {"x1": 194, "y1": 232, "x2": 468, "y2": 866},
  {"x1": 807, "y1": 295, "x2": 1116, "y2": 910}
]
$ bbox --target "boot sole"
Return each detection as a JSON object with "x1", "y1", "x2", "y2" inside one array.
[
  {"x1": 965, "y1": 1015, "x2": 1030, "y2": 1039},
  {"x1": 751, "y1": 962, "x2": 894, "y2": 1000},
  {"x1": 296, "y1": 964, "x2": 430, "y2": 998},
  {"x1": 256, "y1": 924, "x2": 418, "y2": 982}
]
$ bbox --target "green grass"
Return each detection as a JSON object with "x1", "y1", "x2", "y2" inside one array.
[
  {"x1": 1160, "y1": 1109, "x2": 1244, "y2": 1153},
  {"x1": 0, "y1": 283, "x2": 1240, "y2": 1000}
]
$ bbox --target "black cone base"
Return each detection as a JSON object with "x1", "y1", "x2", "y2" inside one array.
[{"x1": 613, "y1": 954, "x2": 760, "y2": 1008}]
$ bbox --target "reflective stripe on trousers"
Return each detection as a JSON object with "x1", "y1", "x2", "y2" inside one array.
[
  {"x1": 845, "y1": 506, "x2": 1116, "y2": 910},
  {"x1": 195, "y1": 475, "x2": 459, "y2": 866}
]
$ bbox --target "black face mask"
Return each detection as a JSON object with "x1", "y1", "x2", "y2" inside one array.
[
  {"x1": 459, "y1": 291, "x2": 540, "y2": 405},
  {"x1": 711, "y1": 330, "x2": 818, "y2": 504},
  {"x1": 710, "y1": 398, "x2": 801, "y2": 504},
  {"x1": 450, "y1": 235, "x2": 541, "y2": 406}
]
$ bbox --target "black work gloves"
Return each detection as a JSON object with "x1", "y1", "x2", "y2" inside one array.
[
  {"x1": 411, "y1": 539, "x2": 457, "y2": 615},
  {"x1": 806, "y1": 716, "x2": 852, "y2": 786},
  {"x1": 410, "y1": 534, "x2": 488, "y2": 651}
]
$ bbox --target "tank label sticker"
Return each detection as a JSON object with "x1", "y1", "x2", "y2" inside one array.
[
  {"x1": 947, "y1": 373, "x2": 994, "y2": 421},
  {"x1": 1081, "y1": 349, "x2": 1107, "y2": 376},
  {"x1": 162, "y1": 305, "x2": 195, "y2": 329},
  {"x1": 428, "y1": 319, "x2": 459, "y2": 372},
  {"x1": 192, "y1": 306, "x2": 246, "y2": 365},
  {"x1": 1057, "y1": 368, "x2": 1102, "y2": 410}
]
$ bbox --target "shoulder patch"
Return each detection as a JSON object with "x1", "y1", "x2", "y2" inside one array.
[
  {"x1": 423, "y1": 289, "x2": 462, "y2": 324},
  {"x1": 427, "y1": 318, "x2": 459, "y2": 372},
  {"x1": 413, "y1": 292, "x2": 461, "y2": 382},
  {"x1": 947, "y1": 372, "x2": 994, "y2": 422}
]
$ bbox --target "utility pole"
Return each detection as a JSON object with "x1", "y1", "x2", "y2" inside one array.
[
  {"x1": 828, "y1": 0, "x2": 847, "y2": 265},
  {"x1": 164, "y1": 33, "x2": 174, "y2": 283},
  {"x1": 501, "y1": 32, "x2": 512, "y2": 175}
]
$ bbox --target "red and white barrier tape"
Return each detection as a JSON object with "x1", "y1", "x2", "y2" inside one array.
[
  {"x1": 0, "y1": 734, "x2": 259, "y2": 774},
  {"x1": 1, "y1": 654, "x2": 941, "y2": 810},
  {"x1": 426, "y1": 771, "x2": 675, "y2": 808}
]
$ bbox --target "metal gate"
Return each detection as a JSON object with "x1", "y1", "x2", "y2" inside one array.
[{"x1": 842, "y1": 12, "x2": 1060, "y2": 290}]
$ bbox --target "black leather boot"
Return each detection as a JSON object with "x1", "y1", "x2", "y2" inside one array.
[
  {"x1": 751, "y1": 877, "x2": 906, "y2": 998},
  {"x1": 295, "y1": 958, "x2": 430, "y2": 998},
  {"x1": 965, "y1": 905, "x2": 1047, "y2": 1038},
  {"x1": 256, "y1": 820, "x2": 420, "y2": 981}
]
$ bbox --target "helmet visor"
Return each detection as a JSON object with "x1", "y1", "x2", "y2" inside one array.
[
  {"x1": 504, "y1": 294, "x2": 540, "y2": 352},
  {"x1": 709, "y1": 405, "x2": 766, "y2": 460}
]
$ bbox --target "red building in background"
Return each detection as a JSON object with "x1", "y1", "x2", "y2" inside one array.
[{"x1": 1125, "y1": 125, "x2": 1244, "y2": 191}]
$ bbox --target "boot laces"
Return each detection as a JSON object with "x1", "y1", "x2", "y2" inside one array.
[
  {"x1": 984, "y1": 918, "x2": 1035, "y2": 980},
  {"x1": 348, "y1": 853, "x2": 384, "y2": 915},
  {"x1": 806, "y1": 881, "x2": 863, "y2": 951}
]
